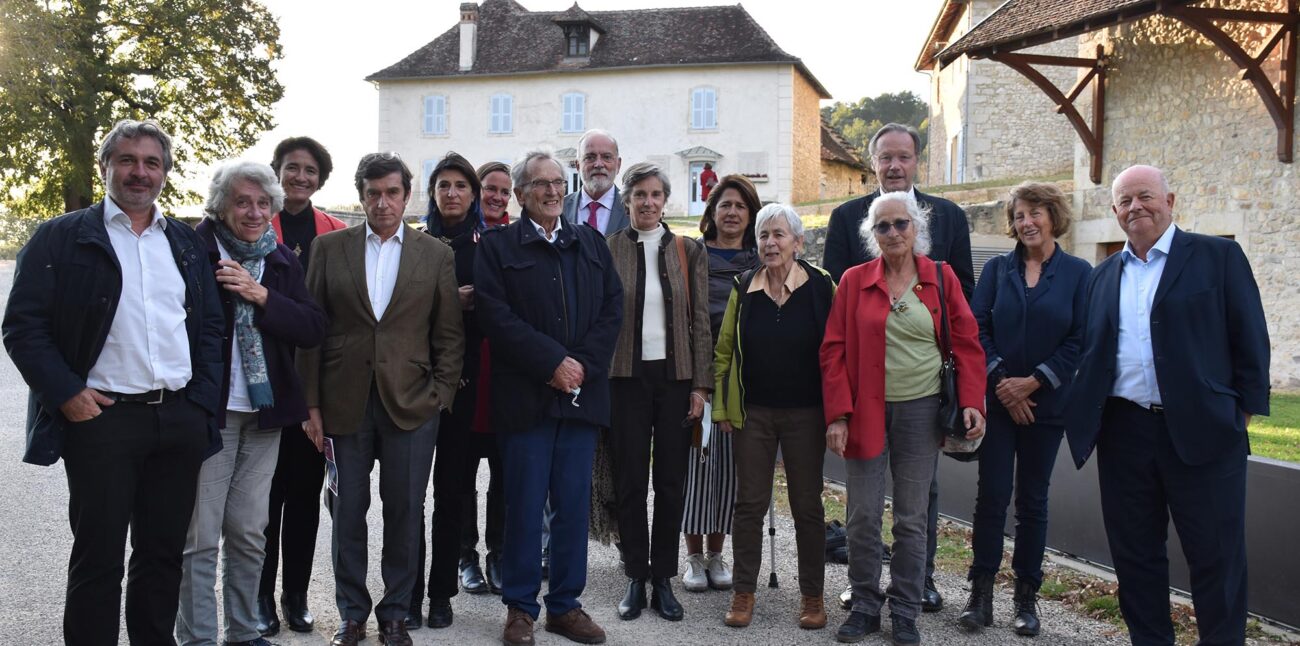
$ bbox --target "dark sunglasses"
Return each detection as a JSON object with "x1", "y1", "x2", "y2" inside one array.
[{"x1": 872, "y1": 219, "x2": 912, "y2": 235}]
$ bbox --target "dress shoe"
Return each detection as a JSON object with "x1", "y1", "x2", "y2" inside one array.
[
  {"x1": 545, "y1": 607, "x2": 606, "y2": 644},
  {"x1": 281, "y1": 591, "x2": 314, "y2": 632},
  {"x1": 835, "y1": 610, "x2": 881, "y2": 643},
  {"x1": 649, "y1": 577, "x2": 683, "y2": 621},
  {"x1": 403, "y1": 607, "x2": 421, "y2": 631},
  {"x1": 330, "y1": 619, "x2": 366, "y2": 646},
  {"x1": 485, "y1": 551, "x2": 504, "y2": 594},
  {"x1": 724, "y1": 591, "x2": 754, "y2": 627},
  {"x1": 255, "y1": 594, "x2": 280, "y2": 637},
  {"x1": 427, "y1": 597, "x2": 454, "y2": 628},
  {"x1": 378, "y1": 618, "x2": 413, "y2": 646},
  {"x1": 922, "y1": 575, "x2": 943, "y2": 612},
  {"x1": 890, "y1": 613, "x2": 921, "y2": 645},
  {"x1": 799, "y1": 594, "x2": 827, "y2": 629},
  {"x1": 503, "y1": 607, "x2": 535, "y2": 646},
  {"x1": 460, "y1": 554, "x2": 489, "y2": 594},
  {"x1": 223, "y1": 638, "x2": 275, "y2": 646},
  {"x1": 541, "y1": 547, "x2": 550, "y2": 580},
  {"x1": 618, "y1": 578, "x2": 647, "y2": 619}
]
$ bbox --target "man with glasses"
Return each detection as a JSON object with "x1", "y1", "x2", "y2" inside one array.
[
  {"x1": 564, "y1": 129, "x2": 630, "y2": 235},
  {"x1": 823, "y1": 123, "x2": 975, "y2": 617},
  {"x1": 475, "y1": 150, "x2": 623, "y2": 646},
  {"x1": 297, "y1": 152, "x2": 464, "y2": 646}
]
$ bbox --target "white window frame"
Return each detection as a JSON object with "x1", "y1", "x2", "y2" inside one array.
[
  {"x1": 489, "y1": 94, "x2": 513, "y2": 134},
  {"x1": 690, "y1": 87, "x2": 717, "y2": 130},
  {"x1": 423, "y1": 95, "x2": 447, "y2": 136},
  {"x1": 421, "y1": 159, "x2": 438, "y2": 195},
  {"x1": 561, "y1": 92, "x2": 585, "y2": 133}
]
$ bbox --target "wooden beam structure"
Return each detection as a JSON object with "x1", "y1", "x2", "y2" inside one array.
[
  {"x1": 989, "y1": 45, "x2": 1109, "y2": 184},
  {"x1": 1167, "y1": 1, "x2": 1299, "y2": 162}
]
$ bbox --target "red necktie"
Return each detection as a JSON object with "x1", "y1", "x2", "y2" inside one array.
[{"x1": 586, "y1": 201, "x2": 601, "y2": 231}]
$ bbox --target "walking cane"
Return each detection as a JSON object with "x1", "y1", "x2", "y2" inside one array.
[{"x1": 767, "y1": 484, "x2": 778, "y2": 588}]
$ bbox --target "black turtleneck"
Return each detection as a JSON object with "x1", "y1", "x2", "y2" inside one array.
[{"x1": 278, "y1": 203, "x2": 318, "y2": 272}]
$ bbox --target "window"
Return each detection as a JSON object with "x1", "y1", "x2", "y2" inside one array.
[
  {"x1": 489, "y1": 94, "x2": 513, "y2": 134},
  {"x1": 423, "y1": 96, "x2": 447, "y2": 135},
  {"x1": 564, "y1": 25, "x2": 590, "y2": 56},
  {"x1": 561, "y1": 93, "x2": 585, "y2": 132},
  {"x1": 691, "y1": 87, "x2": 717, "y2": 129},
  {"x1": 421, "y1": 159, "x2": 437, "y2": 194}
]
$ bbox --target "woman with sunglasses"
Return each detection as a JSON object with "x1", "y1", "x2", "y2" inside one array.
[{"x1": 821, "y1": 191, "x2": 985, "y2": 646}]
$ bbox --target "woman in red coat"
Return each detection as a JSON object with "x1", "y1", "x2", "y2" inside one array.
[{"x1": 820, "y1": 191, "x2": 985, "y2": 646}]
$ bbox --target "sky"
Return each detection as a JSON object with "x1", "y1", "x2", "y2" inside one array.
[{"x1": 199, "y1": 0, "x2": 945, "y2": 207}]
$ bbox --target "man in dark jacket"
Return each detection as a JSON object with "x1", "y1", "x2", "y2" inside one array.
[
  {"x1": 2, "y1": 119, "x2": 224, "y2": 645},
  {"x1": 474, "y1": 150, "x2": 623, "y2": 646},
  {"x1": 824, "y1": 123, "x2": 973, "y2": 614}
]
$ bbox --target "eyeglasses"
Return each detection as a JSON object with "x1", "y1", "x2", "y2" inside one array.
[
  {"x1": 872, "y1": 219, "x2": 912, "y2": 235},
  {"x1": 529, "y1": 179, "x2": 568, "y2": 191}
]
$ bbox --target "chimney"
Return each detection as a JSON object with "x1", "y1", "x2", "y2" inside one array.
[{"x1": 459, "y1": 3, "x2": 478, "y2": 72}]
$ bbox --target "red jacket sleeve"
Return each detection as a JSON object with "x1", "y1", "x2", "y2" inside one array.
[
  {"x1": 942, "y1": 263, "x2": 986, "y2": 413},
  {"x1": 821, "y1": 269, "x2": 855, "y2": 425}
]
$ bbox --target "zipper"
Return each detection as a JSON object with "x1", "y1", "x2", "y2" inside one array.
[{"x1": 555, "y1": 247, "x2": 570, "y2": 345}]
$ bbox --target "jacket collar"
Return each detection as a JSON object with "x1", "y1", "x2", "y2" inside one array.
[{"x1": 860, "y1": 253, "x2": 939, "y2": 293}]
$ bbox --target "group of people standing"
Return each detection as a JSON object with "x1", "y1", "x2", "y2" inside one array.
[{"x1": 3, "y1": 116, "x2": 1270, "y2": 646}]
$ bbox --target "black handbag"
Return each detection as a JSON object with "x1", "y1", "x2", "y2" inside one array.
[{"x1": 935, "y1": 262, "x2": 981, "y2": 461}]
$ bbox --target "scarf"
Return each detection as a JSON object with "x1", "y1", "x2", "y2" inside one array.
[{"x1": 213, "y1": 221, "x2": 278, "y2": 410}]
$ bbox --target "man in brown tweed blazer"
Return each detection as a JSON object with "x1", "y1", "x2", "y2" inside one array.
[{"x1": 297, "y1": 152, "x2": 463, "y2": 646}]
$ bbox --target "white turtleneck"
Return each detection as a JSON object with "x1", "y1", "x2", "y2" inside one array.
[{"x1": 637, "y1": 224, "x2": 667, "y2": 361}]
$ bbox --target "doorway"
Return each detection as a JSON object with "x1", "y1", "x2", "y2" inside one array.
[{"x1": 688, "y1": 161, "x2": 706, "y2": 217}]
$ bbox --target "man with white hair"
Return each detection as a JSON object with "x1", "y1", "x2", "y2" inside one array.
[{"x1": 563, "y1": 129, "x2": 630, "y2": 235}]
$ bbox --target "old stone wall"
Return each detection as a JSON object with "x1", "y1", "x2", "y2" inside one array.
[
  {"x1": 791, "y1": 69, "x2": 824, "y2": 204},
  {"x1": 1072, "y1": 0, "x2": 1300, "y2": 388},
  {"x1": 819, "y1": 160, "x2": 869, "y2": 202}
]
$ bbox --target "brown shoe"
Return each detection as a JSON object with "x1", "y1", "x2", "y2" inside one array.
[
  {"x1": 330, "y1": 619, "x2": 366, "y2": 646},
  {"x1": 503, "y1": 607, "x2": 535, "y2": 646},
  {"x1": 799, "y1": 594, "x2": 827, "y2": 629},
  {"x1": 544, "y1": 607, "x2": 607, "y2": 644},
  {"x1": 724, "y1": 591, "x2": 755, "y2": 627},
  {"x1": 377, "y1": 618, "x2": 413, "y2": 646}
]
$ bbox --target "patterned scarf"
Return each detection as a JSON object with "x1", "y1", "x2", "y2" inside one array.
[{"x1": 213, "y1": 221, "x2": 278, "y2": 410}]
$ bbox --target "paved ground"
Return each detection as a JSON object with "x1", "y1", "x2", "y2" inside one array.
[{"x1": 0, "y1": 258, "x2": 1133, "y2": 645}]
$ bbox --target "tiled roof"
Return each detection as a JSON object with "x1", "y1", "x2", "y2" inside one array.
[
  {"x1": 552, "y1": 2, "x2": 604, "y2": 31},
  {"x1": 820, "y1": 119, "x2": 867, "y2": 170},
  {"x1": 367, "y1": 0, "x2": 830, "y2": 97},
  {"x1": 937, "y1": 0, "x2": 1195, "y2": 67},
  {"x1": 914, "y1": 0, "x2": 968, "y2": 72}
]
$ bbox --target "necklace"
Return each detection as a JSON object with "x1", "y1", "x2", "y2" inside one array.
[{"x1": 889, "y1": 276, "x2": 915, "y2": 313}]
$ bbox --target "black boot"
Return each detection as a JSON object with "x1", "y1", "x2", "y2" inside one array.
[
  {"x1": 459, "y1": 552, "x2": 489, "y2": 594},
  {"x1": 255, "y1": 594, "x2": 280, "y2": 637},
  {"x1": 957, "y1": 573, "x2": 994, "y2": 630},
  {"x1": 650, "y1": 577, "x2": 684, "y2": 621},
  {"x1": 281, "y1": 591, "x2": 314, "y2": 633},
  {"x1": 618, "y1": 579, "x2": 647, "y2": 620},
  {"x1": 1012, "y1": 578, "x2": 1041, "y2": 636}
]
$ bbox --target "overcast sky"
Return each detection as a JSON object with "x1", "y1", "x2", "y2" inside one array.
[{"x1": 195, "y1": 0, "x2": 945, "y2": 207}]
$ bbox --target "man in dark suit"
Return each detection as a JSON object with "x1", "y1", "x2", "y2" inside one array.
[
  {"x1": 825, "y1": 122, "x2": 973, "y2": 613},
  {"x1": 563, "y1": 129, "x2": 630, "y2": 235},
  {"x1": 2, "y1": 119, "x2": 224, "y2": 645},
  {"x1": 297, "y1": 152, "x2": 464, "y2": 646},
  {"x1": 1065, "y1": 165, "x2": 1269, "y2": 646}
]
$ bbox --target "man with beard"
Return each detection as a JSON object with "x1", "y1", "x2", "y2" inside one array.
[
  {"x1": 3, "y1": 119, "x2": 224, "y2": 645},
  {"x1": 563, "y1": 129, "x2": 629, "y2": 235}
]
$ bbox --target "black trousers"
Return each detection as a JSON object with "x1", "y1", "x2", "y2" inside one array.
[
  {"x1": 61, "y1": 394, "x2": 209, "y2": 646},
  {"x1": 1097, "y1": 398, "x2": 1248, "y2": 646},
  {"x1": 458, "y1": 431, "x2": 504, "y2": 558},
  {"x1": 259, "y1": 423, "x2": 326, "y2": 598},
  {"x1": 609, "y1": 360, "x2": 693, "y2": 580}
]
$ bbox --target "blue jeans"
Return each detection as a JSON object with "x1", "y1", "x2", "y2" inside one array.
[
  {"x1": 497, "y1": 417, "x2": 597, "y2": 619},
  {"x1": 968, "y1": 408, "x2": 1063, "y2": 587}
]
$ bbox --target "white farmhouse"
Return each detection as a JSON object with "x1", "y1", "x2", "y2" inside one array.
[{"x1": 366, "y1": 0, "x2": 830, "y2": 217}]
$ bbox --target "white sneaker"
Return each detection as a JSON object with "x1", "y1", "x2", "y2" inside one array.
[
  {"x1": 683, "y1": 553, "x2": 709, "y2": 592},
  {"x1": 706, "y1": 551, "x2": 734, "y2": 590}
]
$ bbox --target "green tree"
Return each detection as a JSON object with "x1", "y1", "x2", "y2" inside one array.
[
  {"x1": 0, "y1": 0, "x2": 284, "y2": 219},
  {"x1": 822, "y1": 91, "x2": 929, "y2": 154}
]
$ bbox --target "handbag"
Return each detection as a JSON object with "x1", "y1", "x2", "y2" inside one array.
[{"x1": 935, "y1": 261, "x2": 981, "y2": 459}]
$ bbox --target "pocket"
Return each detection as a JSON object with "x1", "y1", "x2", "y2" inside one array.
[
  {"x1": 502, "y1": 259, "x2": 536, "y2": 271},
  {"x1": 324, "y1": 334, "x2": 347, "y2": 351}
]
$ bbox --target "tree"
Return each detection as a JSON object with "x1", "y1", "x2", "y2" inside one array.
[
  {"x1": 0, "y1": 0, "x2": 284, "y2": 219},
  {"x1": 821, "y1": 91, "x2": 929, "y2": 154}
]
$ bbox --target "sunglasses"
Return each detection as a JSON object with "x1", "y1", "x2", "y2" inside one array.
[{"x1": 872, "y1": 219, "x2": 912, "y2": 235}]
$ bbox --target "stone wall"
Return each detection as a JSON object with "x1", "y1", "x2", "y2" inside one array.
[
  {"x1": 1071, "y1": 0, "x2": 1300, "y2": 388},
  {"x1": 819, "y1": 160, "x2": 869, "y2": 202},
  {"x1": 791, "y1": 69, "x2": 824, "y2": 204}
]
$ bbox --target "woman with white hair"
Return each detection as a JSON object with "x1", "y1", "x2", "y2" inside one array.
[
  {"x1": 176, "y1": 160, "x2": 326, "y2": 646},
  {"x1": 820, "y1": 191, "x2": 985, "y2": 645},
  {"x1": 713, "y1": 203, "x2": 837, "y2": 631}
]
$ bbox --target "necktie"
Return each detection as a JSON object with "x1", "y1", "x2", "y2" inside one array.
[{"x1": 586, "y1": 201, "x2": 601, "y2": 231}]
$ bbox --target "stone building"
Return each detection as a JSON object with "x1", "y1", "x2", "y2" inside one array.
[
  {"x1": 938, "y1": 0, "x2": 1300, "y2": 389},
  {"x1": 916, "y1": 0, "x2": 1077, "y2": 185},
  {"x1": 819, "y1": 118, "x2": 871, "y2": 201},
  {"x1": 366, "y1": 0, "x2": 830, "y2": 217}
]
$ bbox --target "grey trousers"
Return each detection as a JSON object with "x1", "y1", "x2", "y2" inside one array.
[
  {"x1": 845, "y1": 395, "x2": 941, "y2": 620},
  {"x1": 331, "y1": 388, "x2": 439, "y2": 623},
  {"x1": 176, "y1": 412, "x2": 281, "y2": 645}
]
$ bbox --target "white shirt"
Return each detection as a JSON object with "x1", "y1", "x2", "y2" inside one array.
[
  {"x1": 1110, "y1": 223, "x2": 1177, "y2": 407},
  {"x1": 578, "y1": 187, "x2": 616, "y2": 235},
  {"x1": 365, "y1": 222, "x2": 405, "y2": 320},
  {"x1": 215, "y1": 238, "x2": 264, "y2": 413},
  {"x1": 531, "y1": 215, "x2": 564, "y2": 245},
  {"x1": 636, "y1": 225, "x2": 667, "y2": 361},
  {"x1": 86, "y1": 197, "x2": 192, "y2": 393}
]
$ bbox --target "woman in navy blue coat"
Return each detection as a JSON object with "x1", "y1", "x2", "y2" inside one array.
[{"x1": 959, "y1": 183, "x2": 1090, "y2": 637}]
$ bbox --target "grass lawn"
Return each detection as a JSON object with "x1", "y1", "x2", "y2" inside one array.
[{"x1": 1252, "y1": 394, "x2": 1300, "y2": 463}]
